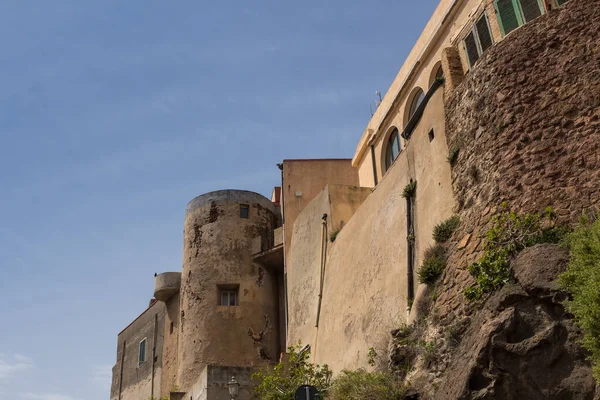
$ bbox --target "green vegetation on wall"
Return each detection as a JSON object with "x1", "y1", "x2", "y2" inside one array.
[
  {"x1": 464, "y1": 204, "x2": 565, "y2": 301},
  {"x1": 559, "y1": 215, "x2": 600, "y2": 383},
  {"x1": 418, "y1": 244, "x2": 447, "y2": 285},
  {"x1": 329, "y1": 369, "x2": 406, "y2": 400},
  {"x1": 402, "y1": 181, "x2": 417, "y2": 199},
  {"x1": 252, "y1": 343, "x2": 331, "y2": 399},
  {"x1": 432, "y1": 215, "x2": 460, "y2": 243}
]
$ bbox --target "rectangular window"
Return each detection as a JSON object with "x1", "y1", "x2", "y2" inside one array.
[
  {"x1": 138, "y1": 338, "x2": 146, "y2": 366},
  {"x1": 463, "y1": 13, "x2": 494, "y2": 69},
  {"x1": 239, "y1": 204, "x2": 249, "y2": 219},
  {"x1": 220, "y1": 290, "x2": 238, "y2": 306},
  {"x1": 495, "y1": 0, "x2": 545, "y2": 36}
]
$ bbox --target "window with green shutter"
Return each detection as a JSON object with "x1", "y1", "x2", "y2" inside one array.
[
  {"x1": 495, "y1": 0, "x2": 545, "y2": 36},
  {"x1": 463, "y1": 13, "x2": 494, "y2": 69},
  {"x1": 555, "y1": 0, "x2": 568, "y2": 6},
  {"x1": 476, "y1": 15, "x2": 493, "y2": 53},
  {"x1": 518, "y1": 0, "x2": 544, "y2": 22},
  {"x1": 496, "y1": 0, "x2": 521, "y2": 36}
]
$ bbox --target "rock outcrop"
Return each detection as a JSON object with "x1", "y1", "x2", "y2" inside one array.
[{"x1": 394, "y1": 245, "x2": 598, "y2": 399}]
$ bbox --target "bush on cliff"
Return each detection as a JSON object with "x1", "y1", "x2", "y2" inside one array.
[
  {"x1": 464, "y1": 204, "x2": 565, "y2": 301},
  {"x1": 329, "y1": 369, "x2": 407, "y2": 400},
  {"x1": 559, "y1": 215, "x2": 600, "y2": 383},
  {"x1": 418, "y1": 244, "x2": 446, "y2": 285},
  {"x1": 252, "y1": 342, "x2": 331, "y2": 399},
  {"x1": 432, "y1": 215, "x2": 460, "y2": 243}
]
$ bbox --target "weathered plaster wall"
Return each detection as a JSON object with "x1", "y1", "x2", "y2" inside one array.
[
  {"x1": 187, "y1": 366, "x2": 255, "y2": 400},
  {"x1": 177, "y1": 190, "x2": 280, "y2": 391},
  {"x1": 281, "y1": 159, "x2": 359, "y2": 262},
  {"x1": 160, "y1": 292, "x2": 180, "y2": 397},
  {"x1": 110, "y1": 300, "x2": 165, "y2": 400},
  {"x1": 287, "y1": 103, "x2": 455, "y2": 370},
  {"x1": 287, "y1": 184, "x2": 371, "y2": 349},
  {"x1": 435, "y1": 0, "x2": 600, "y2": 322}
]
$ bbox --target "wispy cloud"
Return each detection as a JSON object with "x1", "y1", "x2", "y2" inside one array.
[
  {"x1": 19, "y1": 393, "x2": 79, "y2": 400},
  {"x1": 90, "y1": 364, "x2": 112, "y2": 387},
  {"x1": 0, "y1": 354, "x2": 34, "y2": 381}
]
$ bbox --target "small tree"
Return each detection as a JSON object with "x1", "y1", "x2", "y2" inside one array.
[{"x1": 252, "y1": 342, "x2": 332, "y2": 399}]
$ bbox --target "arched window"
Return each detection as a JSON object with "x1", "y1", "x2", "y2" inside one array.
[
  {"x1": 429, "y1": 61, "x2": 444, "y2": 88},
  {"x1": 407, "y1": 89, "x2": 425, "y2": 123},
  {"x1": 434, "y1": 65, "x2": 444, "y2": 82},
  {"x1": 385, "y1": 128, "x2": 401, "y2": 171}
]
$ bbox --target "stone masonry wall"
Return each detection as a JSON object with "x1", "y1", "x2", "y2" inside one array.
[{"x1": 436, "y1": 0, "x2": 600, "y2": 319}]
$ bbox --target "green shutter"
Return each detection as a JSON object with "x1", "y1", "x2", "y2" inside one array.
[
  {"x1": 518, "y1": 0, "x2": 544, "y2": 22},
  {"x1": 476, "y1": 15, "x2": 494, "y2": 53},
  {"x1": 555, "y1": 0, "x2": 568, "y2": 5},
  {"x1": 464, "y1": 31, "x2": 480, "y2": 68},
  {"x1": 495, "y1": 0, "x2": 522, "y2": 36}
]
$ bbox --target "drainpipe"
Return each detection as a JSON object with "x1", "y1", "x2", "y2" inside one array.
[
  {"x1": 315, "y1": 214, "x2": 328, "y2": 328},
  {"x1": 277, "y1": 163, "x2": 288, "y2": 349},
  {"x1": 370, "y1": 145, "x2": 378, "y2": 186},
  {"x1": 118, "y1": 340, "x2": 125, "y2": 400},
  {"x1": 406, "y1": 184, "x2": 415, "y2": 313},
  {"x1": 151, "y1": 313, "x2": 158, "y2": 399}
]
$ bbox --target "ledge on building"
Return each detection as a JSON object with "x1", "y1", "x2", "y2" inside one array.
[
  {"x1": 252, "y1": 227, "x2": 283, "y2": 271},
  {"x1": 154, "y1": 272, "x2": 181, "y2": 302}
]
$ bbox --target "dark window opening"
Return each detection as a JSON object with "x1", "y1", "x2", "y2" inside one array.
[
  {"x1": 464, "y1": 13, "x2": 494, "y2": 69},
  {"x1": 476, "y1": 16, "x2": 493, "y2": 52},
  {"x1": 239, "y1": 204, "x2": 249, "y2": 219},
  {"x1": 218, "y1": 284, "x2": 240, "y2": 306},
  {"x1": 519, "y1": 0, "x2": 543, "y2": 22},
  {"x1": 428, "y1": 130, "x2": 435, "y2": 142},
  {"x1": 138, "y1": 338, "x2": 147, "y2": 366},
  {"x1": 407, "y1": 89, "x2": 425, "y2": 125},
  {"x1": 385, "y1": 128, "x2": 401, "y2": 171},
  {"x1": 170, "y1": 322, "x2": 174, "y2": 334}
]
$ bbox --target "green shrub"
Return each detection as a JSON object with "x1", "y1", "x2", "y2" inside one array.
[
  {"x1": 418, "y1": 244, "x2": 446, "y2": 285},
  {"x1": 559, "y1": 215, "x2": 600, "y2": 383},
  {"x1": 367, "y1": 347, "x2": 378, "y2": 367},
  {"x1": 447, "y1": 146, "x2": 460, "y2": 166},
  {"x1": 402, "y1": 181, "x2": 417, "y2": 199},
  {"x1": 464, "y1": 204, "x2": 566, "y2": 301},
  {"x1": 432, "y1": 215, "x2": 460, "y2": 243},
  {"x1": 252, "y1": 342, "x2": 331, "y2": 399},
  {"x1": 330, "y1": 229, "x2": 340, "y2": 242},
  {"x1": 329, "y1": 369, "x2": 407, "y2": 400}
]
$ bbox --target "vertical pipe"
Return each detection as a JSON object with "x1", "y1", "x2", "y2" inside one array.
[
  {"x1": 118, "y1": 340, "x2": 125, "y2": 400},
  {"x1": 278, "y1": 163, "x2": 289, "y2": 349},
  {"x1": 151, "y1": 313, "x2": 158, "y2": 399},
  {"x1": 406, "y1": 195, "x2": 415, "y2": 309},
  {"x1": 315, "y1": 214, "x2": 328, "y2": 328},
  {"x1": 370, "y1": 145, "x2": 378, "y2": 186}
]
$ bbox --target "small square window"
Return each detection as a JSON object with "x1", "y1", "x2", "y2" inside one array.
[
  {"x1": 240, "y1": 204, "x2": 249, "y2": 219},
  {"x1": 138, "y1": 338, "x2": 147, "y2": 366},
  {"x1": 218, "y1": 284, "x2": 239, "y2": 306},
  {"x1": 220, "y1": 290, "x2": 237, "y2": 306},
  {"x1": 428, "y1": 130, "x2": 435, "y2": 142}
]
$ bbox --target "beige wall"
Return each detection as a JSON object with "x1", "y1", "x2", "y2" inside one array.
[
  {"x1": 160, "y1": 292, "x2": 180, "y2": 397},
  {"x1": 110, "y1": 301, "x2": 165, "y2": 400},
  {"x1": 287, "y1": 90, "x2": 455, "y2": 372},
  {"x1": 281, "y1": 159, "x2": 359, "y2": 263}
]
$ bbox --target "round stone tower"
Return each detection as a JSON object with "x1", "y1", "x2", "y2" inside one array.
[{"x1": 177, "y1": 190, "x2": 280, "y2": 390}]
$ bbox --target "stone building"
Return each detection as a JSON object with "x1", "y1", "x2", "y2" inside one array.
[{"x1": 111, "y1": 0, "x2": 600, "y2": 398}]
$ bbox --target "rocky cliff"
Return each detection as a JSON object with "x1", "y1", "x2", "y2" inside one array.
[{"x1": 394, "y1": 0, "x2": 600, "y2": 398}]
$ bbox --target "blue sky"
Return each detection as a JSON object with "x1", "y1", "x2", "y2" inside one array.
[{"x1": 0, "y1": 1, "x2": 437, "y2": 399}]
